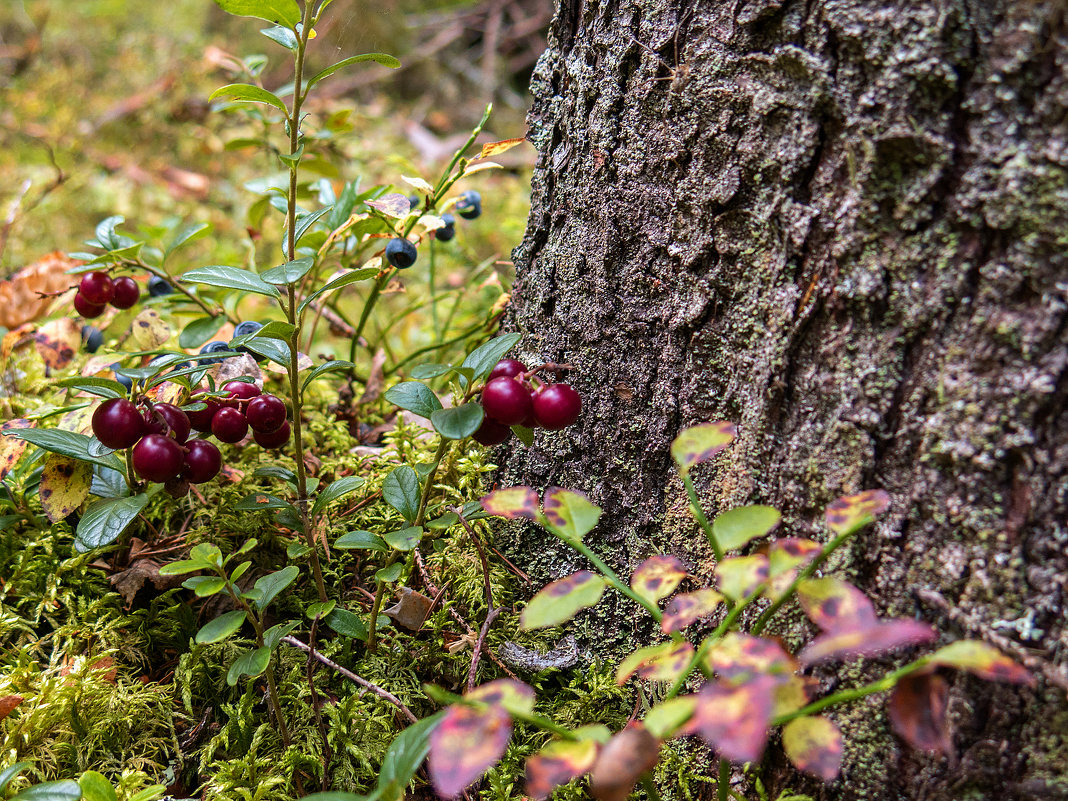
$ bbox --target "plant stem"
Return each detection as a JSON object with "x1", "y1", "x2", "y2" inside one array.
[
  {"x1": 641, "y1": 774, "x2": 662, "y2": 801},
  {"x1": 683, "y1": 472, "x2": 722, "y2": 561},
  {"x1": 554, "y1": 532, "x2": 664, "y2": 623},
  {"x1": 750, "y1": 527, "x2": 854, "y2": 636},
  {"x1": 428, "y1": 237, "x2": 440, "y2": 340},
  {"x1": 133, "y1": 258, "x2": 230, "y2": 322},
  {"x1": 717, "y1": 759, "x2": 730, "y2": 801}
]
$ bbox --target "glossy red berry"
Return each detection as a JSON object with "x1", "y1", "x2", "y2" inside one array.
[
  {"x1": 211, "y1": 407, "x2": 248, "y2": 443},
  {"x1": 110, "y1": 276, "x2": 140, "y2": 309},
  {"x1": 92, "y1": 398, "x2": 145, "y2": 449},
  {"x1": 246, "y1": 394, "x2": 287, "y2": 433},
  {"x1": 132, "y1": 434, "x2": 185, "y2": 483},
  {"x1": 146, "y1": 403, "x2": 190, "y2": 444},
  {"x1": 182, "y1": 439, "x2": 222, "y2": 483},
  {"x1": 488, "y1": 359, "x2": 526, "y2": 381},
  {"x1": 481, "y1": 376, "x2": 533, "y2": 426},
  {"x1": 79, "y1": 271, "x2": 114, "y2": 305},
  {"x1": 223, "y1": 380, "x2": 261, "y2": 402},
  {"x1": 253, "y1": 419, "x2": 290, "y2": 448},
  {"x1": 472, "y1": 416, "x2": 512, "y2": 445},
  {"x1": 186, "y1": 399, "x2": 220, "y2": 432},
  {"x1": 74, "y1": 292, "x2": 106, "y2": 319},
  {"x1": 532, "y1": 383, "x2": 581, "y2": 430}
]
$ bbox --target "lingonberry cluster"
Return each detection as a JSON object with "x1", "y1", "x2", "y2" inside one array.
[
  {"x1": 184, "y1": 379, "x2": 292, "y2": 449},
  {"x1": 473, "y1": 358, "x2": 582, "y2": 445},
  {"x1": 73, "y1": 271, "x2": 140, "y2": 319}
]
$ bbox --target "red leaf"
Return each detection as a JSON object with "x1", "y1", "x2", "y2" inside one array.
[
  {"x1": 796, "y1": 577, "x2": 877, "y2": 632},
  {"x1": 689, "y1": 677, "x2": 776, "y2": 763},
  {"x1": 782, "y1": 716, "x2": 843, "y2": 781},
  {"x1": 926, "y1": 641, "x2": 1034, "y2": 686},
  {"x1": 0, "y1": 694, "x2": 23, "y2": 722},
  {"x1": 481, "y1": 486, "x2": 540, "y2": 520},
  {"x1": 429, "y1": 704, "x2": 512, "y2": 797},
  {"x1": 799, "y1": 619, "x2": 936, "y2": 665},
  {"x1": 662, "y1": 589, "x2": 724, "y2": 634},
  {"x1": 706, "y1": 633, "x2": 797, "y2": 686},
  {"x1": 526, "y1": 739, "x2": 599, "y2": 800},
  {"x1": 589, "y1": 725, "x2": 661, "y2": 801},
  {"x1": 631, "y1": 555, "x2": 688, "y2": 604},
  {"x1": 887, "y1": 673, "x2": 953, "y2": 754}
]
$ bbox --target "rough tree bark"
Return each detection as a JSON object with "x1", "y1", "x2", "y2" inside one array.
[{"x1": 498, "y1": 1, "x2": 1068, "y2": 799}]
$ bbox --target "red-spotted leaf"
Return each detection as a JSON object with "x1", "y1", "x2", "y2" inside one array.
[
  {"x1": 670, "y1": 422, "x2": 736, "y2": 474},
  {"x1": 712, "y1": 505, "x2": 781, "y2": 551},
  {"x1": 33, "y1": 318, "x2": 81, "y2": 369},
  {"x1": 799, "y1": 619, "x2": 936, "y2": 665},
  {"x1": 481, "y1": 486, "x2": 539, "y2": 520},
  {"x1": 689, "y1": 677, "x2": 776, "y2": 763},
  {"x1": 706, "y1": 633, "x2": 797, "y2": 686},
  {"x1": 0, "y1": 419, "x2": 34, "y2": 479},
  {"x1": 764, "y1": 538, "x2": 823, "y2": 600},
  {"x1": 716, "y1": 555, "x2": 769, "y2": 601},
  {"x1": 468, "y1": 679, "x2": 535, "y2": 716},
  {"x1": 542, "y1": 487, "x2": 602, "y2": 542},
  {"x1": 925, "y1": 641, "x2": 1034, "y2": 685},
  {"x1": 796, "y1": 577, "x2": 877, "y2": 632},
  {"x1": 589, "y1": 725, "x2": 661, "y2": 801},
  {"x1": 643, "y1": 696, "x2": 698, "y2": 739},
  {"x1": 782, "y1": 716, "x2": 843, "y2": 781},
  {"x1": 630, "y1": 555, "x2": 688, "y2": 605},
  {"x1": 525, "y1": 739, "x2": 599, "y2": 800},
  {"x1": 824, "y1": 489, "x2": 890, "y2": 535},
  {"x1": 772, "y1": 675, "x2": 815, "y2": 717},
  {"x1": 429, "y1": 704, "x2": 512, "y2": 798},
  {"x1": 662, "y1": 589, "x2": 724, "y2": 634},
  {"x1": 616, "y1": 641, "x2": 694, "y2": 684},
  {"x1": 520, "y1": 571, "x2": 607, "y2": 630},
  {"x1": 887, "y1": 672, "x2": 952, "y2": 753},
  {"x1": 39, "y1": 454, "x2": 93, "y2": 523}
]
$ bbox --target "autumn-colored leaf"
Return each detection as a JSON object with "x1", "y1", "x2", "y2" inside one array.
[
  {"x1": 526, "y1": 739, "x2": 599, "y2": 800},
  {"x1": 689, "y1": 676, "x2": 776, "y2": 763},
  {"x1": 0, "y1": 694, "x2": 23, "y2": 722},
  {"x1": 764, "y1": 538, "x2": 823, "y2": 600},
  {"x1": 367, "y1": 192, "x2": 411, "y2": 219},
  {"x1": 429, "y1": 704, "x2": 512, "y2": 798},
  {"x1": 33, "y1": 318, "x2": 81, "y2": 369},
  {"x1": 129, "y1": 308, "x2": 171, "y2": 350},
  {"x1": 616, "y1": 641, "x2": 694, "y2": 684},
  {"x1": 771, "y1": 675, "x2": 815, "y2": 717},
  {"x1": 39, "y1": 453, "x2": 93, "y2": 523},
  {"x1": 542, "y1": 487, "x2": 602, "y2": 541},
  {"x1": 706, "y1": 633, "x2": 797, "y2": 686},
  {"x1": 670, "y1": 421, "x2": 736, "y2": 474},
  {"x1": 630, "y1": 555, "x2": 688, "y2": 605},
  {"x1": 589, "y1": 725, "x2": 660, "y2": 801},
  {"x1": 0, "y1": 419, "x2": 34, "y2": 479},
  {"x1": 886, "y1": 672, "x2": 952, "y2": 754},
  {"x1": 467, "y1": 679, "x2": 535, "y2": 717},
  {"x1": 716, "y1": 554, "x2": 769, "y2": 601},
  {"x1": 796, "y1": 577, "x2": 877, "y2": 632},
  {"x1": 925, "y1": 640, "x2": 1034, "y2": 685},
  {"x1": 643, "y1": 696, "x2": 697, "y2": 739},
  {"x1": 0, "y1": 251, "x2": 80, "y2": 329},
  {"x1": 481, "y1": 486, "x2": 540, "y2": 520},
  {"x1": 520, "y1": 571, "x2": 607, "y2": 630},
  {"x1": 478, "y1": 137, "x2": 527, "y2": 159},
  {"x1": 712, "y1": 505, "x2": 781, "y2": 551},
  {"x1": 782, "y1": 716, "x2": 843, "y2": 781},
  {"x1": 824, "y1": 489, "x2": 890, "y2": 535},
  {"x1": 799, "y1": 619, "x2": 936, "y2": 665},
  {"x1": 661, "y1": 588, "x2": 724, "y2": 634}
]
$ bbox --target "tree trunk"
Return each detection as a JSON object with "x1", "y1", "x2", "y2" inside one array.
[{"x1": 499, "y1": 0, "x2": 1068, "y2": 798}]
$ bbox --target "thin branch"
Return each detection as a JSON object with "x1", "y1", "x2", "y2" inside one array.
[
  {"x1": 282, "y1": 635, "x2": 418, "y2": 723},
  {"x1": 306, "y1": 617, "x2": 333, "y2": 789},
  {"x1": 451, "y1": 505, "x2": 497, "y2": 691}
]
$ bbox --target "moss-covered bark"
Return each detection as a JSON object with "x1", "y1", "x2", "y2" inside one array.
[{"x1": 499, "y1": 1, "x2": 1068, "y2": 798}]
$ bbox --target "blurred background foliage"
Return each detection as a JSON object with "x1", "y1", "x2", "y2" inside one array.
[{"x1": 0, "y1": 0, "x2": 549, "y2": 272}]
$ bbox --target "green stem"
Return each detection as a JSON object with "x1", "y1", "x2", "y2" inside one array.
[
  {"x1": 641, "y1": 774, "x2": 662, "y2": 801},
  {"x1": 387, "y1": 319, "x2": 486, "y2": 376},
  {"x1": 750, "y1": 527, "x2": 855, "y2": 636},
  {"x1": 771, "y1": 658, "x2": 929, "y2": 727},
  {"x1": 553, "y1": 531, "x2": 663, "y2": 623},
  {"x1": 133, "y1": 258, "x2": 229, "y2": 322},
  {"x1": 683, "y1": 472, "x2": 722, "y2": 561},
  {"x1": 717, "y1": 759, "x2": 730, "y2": 801},
  {"x1": 428, "y1": 238, "x2": 440, "y2": 340},
  {"x1": 509, "y1": 709, "x2": 578, "y2": 740}
]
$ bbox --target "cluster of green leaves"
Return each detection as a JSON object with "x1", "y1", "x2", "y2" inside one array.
[
  {"x1": 0, "y1": 764, "x2": 163, "y2": 801},
  {"x1": 411, "y1": 422, "x2": 1035, "y2": 800}
]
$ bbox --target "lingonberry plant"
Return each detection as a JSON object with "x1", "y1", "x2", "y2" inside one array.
[{"x1": 410, "y1": 422, "x2": 1033, "y2": 801}]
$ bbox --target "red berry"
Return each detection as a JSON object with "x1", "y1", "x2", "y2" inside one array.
[
  {"x1": 145, "y1": 403, "x2": 190, "y2": 444},
  {"x1": 488, "y1": 359, "x2": 526, "y2": 382},
  {"x1": 472, "y1": 416, "x2": 512, "y2": 445},
  {"x1": 211, "y1": 407, "x2": 248, "y2": 443},
  {"x1": 74, "y1": 292, "x2": 106, "y2": 319},
  {"x1": 92, "y1": 398, "x2": 145, "y2": 449},
  {"x1": 253, "y1": 419, "x2": 290, "y2": 448},
  {"x1": 532, "y1": 383, "x2": 581, "y2": 430},
  {"x1": 182, "y1": 439, "x2": 222, "y2": 483},
  {"x1": 79, "y1": 271, "x2": 114, "y2": 305},
  {"x1": 223, "y1": 380, "x2": 261, "y2": 402},
  {"x1": 481, "y1": 377, "x2": 533, "y2": 426},
  {"x1": 132, "y1": 434, "x2": 185, "y2": 483},
  {"x1": 246, "y1": 394, "x2": 287, "y2": 433},
  {"x1": 110, "y1": 276, "x2": 140, "y2": 309},
  {"x1": 186, "y1": 399, "x2": 220, "y2": 432}
]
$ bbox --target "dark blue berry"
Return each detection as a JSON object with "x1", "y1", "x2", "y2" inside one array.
[
  {"x1": 110, "y1": 364, "x2": 133, "y2": 392},
  {"x1": 436, "y1": 214, "x2": 456, "y2": 242},
  {"x1": 81, "y1": 326, "x2": 103, "y2": 353},
  {"x1": 456, "y1": 190, "x2": 482, "y2": 220},
  {"x1": 385, "y1": 237, "x2": 418, "y2": 269},
  {"x1": 148, "y1": 276, "x2": 175, "y2": 297},
  {"x1": 407, "y1": 195, "x2": 421, "y2": 211},
  {"x1": 198, "y1": 340, "x2": 230, "y2": 365},
  {"x1": 233, "y1": 320, "x2": 263, "y2": 338}
]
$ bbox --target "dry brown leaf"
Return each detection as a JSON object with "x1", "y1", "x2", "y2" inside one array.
[{"x1": 0, "y1": 252, "x2": 82, "y2": 328}]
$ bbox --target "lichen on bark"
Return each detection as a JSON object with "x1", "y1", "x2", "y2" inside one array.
[{"x1": 499, "y1": 0, "x2": 1068, "y2": 798}]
